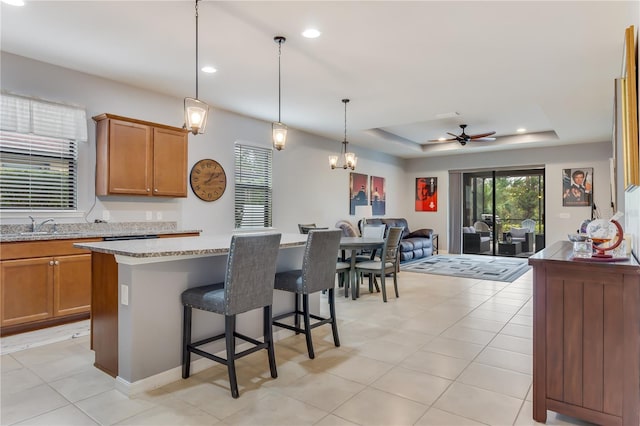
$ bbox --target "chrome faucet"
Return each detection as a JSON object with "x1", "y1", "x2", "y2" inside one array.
[{"x1": 28, "y1": 216, "x2": 55, "y2": 232}]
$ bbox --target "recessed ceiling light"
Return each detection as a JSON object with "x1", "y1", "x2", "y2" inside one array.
[
  {"x1": 517, "y1": 128, "x2": 527, "y2": 133},
  {"x1": 302, "y1": 28, "x2": 321, "y2": 38},
  {"x1": 201, "y1": 66, "x2": 217, "y2": 74},
  {"x1": 2, "y1": 0, "x2": 25, "y2": 6}
]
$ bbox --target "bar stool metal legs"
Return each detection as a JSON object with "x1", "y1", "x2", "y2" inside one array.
[
  {"x1": 180, "y1": 233, "x2": 282, "y2": 398},
  {"x1": 272, "y1": 230, "x2": 343, "y2": 359}
]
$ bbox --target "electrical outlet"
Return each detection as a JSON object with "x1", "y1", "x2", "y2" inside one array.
[
  {"x1": 121, "y1": 284, "x2": 129, "y2": 305},
  {"x1": 145, "y1": 211, "x2": 152, "y2": 220},
  {"x1": 156, "y1": 211, "x2": 163, "y2": 220}
]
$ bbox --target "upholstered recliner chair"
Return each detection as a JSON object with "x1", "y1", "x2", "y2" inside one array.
[{"x1": 463, "y1": 226, "x2": 491, "y2": 253}]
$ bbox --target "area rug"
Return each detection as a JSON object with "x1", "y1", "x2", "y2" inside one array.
[{"x1": 401, "y1": 254, "x2": 531, "y2": 282}]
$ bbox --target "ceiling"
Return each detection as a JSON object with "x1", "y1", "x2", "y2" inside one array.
[{"x1": 1, "y1": 1, "x2": 637, "y2": 158}]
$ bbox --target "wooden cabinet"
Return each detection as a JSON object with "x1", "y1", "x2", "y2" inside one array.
[
  {"x1": 93, "y1": 113, "x2": 188, "y2": 197},
  {"x1": 1, "y1": 239, "x2": 100, "y2": 336},
  {"x1": 529, "y1": 242, "x2": 640, "y2": 425}
]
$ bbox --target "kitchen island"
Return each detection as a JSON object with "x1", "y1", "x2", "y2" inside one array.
[{"x1": 75, "y1": 232, "x2": 308, "y2": 395}]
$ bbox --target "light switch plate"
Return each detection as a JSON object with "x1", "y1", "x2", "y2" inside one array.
[{"x1": 121, "y1": 284, "x2": 129, "y2": 305}]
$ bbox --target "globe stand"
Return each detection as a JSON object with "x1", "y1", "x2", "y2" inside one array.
[{"x1": 591, "y1": 219, "x2": 624, "y2": 258}]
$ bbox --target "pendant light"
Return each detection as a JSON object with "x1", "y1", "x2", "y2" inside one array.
[
  {"x1": 329, "y1": 99, "x2": 357, "y2": 170},
  {"x1": 184, "y1": 0, "x2": 210, "y2": 135},
  {"x1": 272, "y1": 36, "x2": 287, "y2": 151}
]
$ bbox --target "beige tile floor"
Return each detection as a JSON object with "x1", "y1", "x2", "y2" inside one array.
[{"x1": 1, "y1": 269, "x2": 594, "y2": 426}]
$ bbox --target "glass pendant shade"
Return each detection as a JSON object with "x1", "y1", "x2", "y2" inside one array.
[
  {"x1": 272, "y1": 121, "x2": 287, "y2": 151},
  {"x1": 329, "y1": 98, "x2": 357, "y2": 170},
  {"x1": 184, "y1": 97, "x2": 209, "y2": 135},
  {"x1": 183, "y1": 0, "x2": 209, "y2": 136},
  {"x1": 272, "y1": 36, "x2": 287, "y2": 151},
  {"x1": 345, "y1": 152, "x2": 356, "y2": 168},
  {"x1": 328, "y1": 155, "x2": 339, "y2": 169}
]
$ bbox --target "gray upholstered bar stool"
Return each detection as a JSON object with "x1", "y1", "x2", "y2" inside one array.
[
  {"x1": 181, "y1": 233, "x2": 282, "y2": 399},
  {"x1": 272, "y1": 229, "x2": 342, "y2": 359}
]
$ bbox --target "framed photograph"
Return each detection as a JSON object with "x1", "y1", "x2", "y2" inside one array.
[
  {"x1": 562, "y1": 168, "x2": 593, "y2": 207},
  {"x1": 416, "y1": 177, "x2": 437, "y2": 211},
  {"x1": 349, "y1": 172, "x2": 368, "y2": 215},
  {"x1": 370, "y1": 176, "x2": 386, "y2": 215}
]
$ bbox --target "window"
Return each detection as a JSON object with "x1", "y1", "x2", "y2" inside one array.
[
  {"x1": 0, "y1": 94, "x2": 87, "y2": 211},
  {"x1": 234, "y1": 143, "x2": 272, "y2": 228}
]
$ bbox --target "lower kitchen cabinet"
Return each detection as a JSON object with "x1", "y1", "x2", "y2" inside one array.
[{"x1": 0, "y1": 239, "x2": 99, "y2": 336}]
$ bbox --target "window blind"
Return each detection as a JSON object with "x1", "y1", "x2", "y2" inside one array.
[
  {"x1": 0, "y1": 94, "x2": 85, "y2": 211},
  {"x1": 234, "y1": 143, "x2": 273, "y2": 228}
]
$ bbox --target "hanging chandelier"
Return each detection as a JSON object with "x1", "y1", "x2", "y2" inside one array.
[
  {"x1": 184, "y1": 0, "x2": 210, "y2": 135},
  {"x1": 272, "y1": 36, "x2": 287, "y2": 151},
  {"x1": 329, "y1": 99, "x2": 357, "y2": 170}
]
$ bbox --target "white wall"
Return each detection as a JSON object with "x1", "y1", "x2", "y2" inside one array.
[
  {"x1": 405, "y1": 142, "x2": 614, "y2": 251},
  {"x1": 0, "y1": 53, "x2": 405, "y2": 234},
  {"x1": 0, "y1": 53, "x2": 626, "y2": 252}
]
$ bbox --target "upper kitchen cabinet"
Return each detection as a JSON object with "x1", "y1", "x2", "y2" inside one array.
[{"x1": 93, "y1": 114, "x2": 188, "y2": 197}]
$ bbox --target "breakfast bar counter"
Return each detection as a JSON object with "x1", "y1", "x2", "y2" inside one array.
[{"x1": 75, "y1": 232, "x2": 307, "y2": 394}]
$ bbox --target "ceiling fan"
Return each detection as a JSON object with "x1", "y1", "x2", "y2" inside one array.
[{"x1": 429, "y1": 124, "x2": 496, "y2": 146}]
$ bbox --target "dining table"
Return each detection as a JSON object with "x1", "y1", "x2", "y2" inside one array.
[{"x1": 339, "y1": 236, "x2": 385, "y2": 300}]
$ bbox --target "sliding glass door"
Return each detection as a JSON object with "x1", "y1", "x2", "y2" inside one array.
[{"x1": 463, "y1": 168, "x2": 544, "y2": 256}]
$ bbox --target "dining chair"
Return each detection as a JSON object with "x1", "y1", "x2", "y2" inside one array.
[
  {"x1": 355, "y1": 226, "x2": 403, "y2": 302},
  {"x1": 357, "y1": 224, "x2": 386, "y2": 290},
  {"x1": 272, "y1": 229, "x2": 343, "y2": 359},
  {"x1": 298, "y1": 223, "x2": 316, "y2": 234},
  {"x1": 181, "y1": 233, "x2": 282, "y2": 398}
]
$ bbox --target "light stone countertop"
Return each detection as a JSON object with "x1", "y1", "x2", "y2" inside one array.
[
  {"x1": 73, "y1": 232, "x2": 307, "y2": 263},
  {"x1": 0, "y1": 221, "x2": 200, "y2": 243}
]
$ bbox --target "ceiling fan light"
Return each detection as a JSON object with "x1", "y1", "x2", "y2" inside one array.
[
  {"x1": 272, "y1": 121, "x2": 287, "y2": 151},
  {"x1": 184, "y1": 97, "x2": 209, "y2": 135},
  {"x1": 517, "y1": 128, "x2": 526, "y2": 133}
]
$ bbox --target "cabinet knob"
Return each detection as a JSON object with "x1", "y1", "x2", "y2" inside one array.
[
  {"x1": 54, "y1": 260, "x2": 59, "y2": 266},
  {"x1": 147, "y1": 188, "x2": 150, "y2": 192},
  {"x1": 49, "y1": 260, "x2": 54, "y2": 266},
  {"x1": 154, "y1": 188, "x2": 158, "y2": 192}
]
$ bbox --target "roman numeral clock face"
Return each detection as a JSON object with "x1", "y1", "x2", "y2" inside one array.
[{"x1": 189, "y1": 159, "x2": 227, "y2": 202}]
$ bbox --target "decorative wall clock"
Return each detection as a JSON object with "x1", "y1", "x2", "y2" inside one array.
[{"x1": 189, "y1": 159, "x2": 226, "y2": 201}]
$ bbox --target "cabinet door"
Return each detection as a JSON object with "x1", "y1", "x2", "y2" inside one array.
[
  {"x1": 53, "y1": 254, "x2": 92, "y2": 317},
  {"x1": 1, "y1": 258, "x2": 53, "y2": 326},
  {"x1": 108, "y1": 119, "x2": 153, "y2": 195},
  {"x1": 152, "y1": 127, "x2": 188, "y2": 197}
]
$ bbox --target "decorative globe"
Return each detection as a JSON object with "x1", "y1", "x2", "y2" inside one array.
[{"x1": 586, "y1": 219, "x2": 617, "y2": 245}]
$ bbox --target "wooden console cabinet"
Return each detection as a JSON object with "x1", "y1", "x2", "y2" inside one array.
[
  {"x1": 1, "y1": 238, "x2": 101, "y2": 335},
  {"x1": 529, "y1": 242, "x2": 640, "y2": 425},
  {"x1": 93, "y1": 113, "x2": 188, "y2": 197}
]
